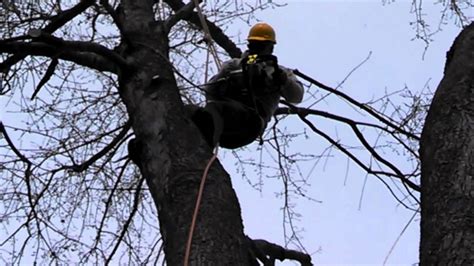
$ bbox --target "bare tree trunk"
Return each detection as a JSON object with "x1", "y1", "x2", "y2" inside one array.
[
  {"x1": 116, "y1": 1, "x2": 251, "y2": 265},
  {"x1": 420, "y1": 22, "x2": 474, "y2": 265}
]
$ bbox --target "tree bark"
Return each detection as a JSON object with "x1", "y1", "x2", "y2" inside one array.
[
  {"x1": 420, "y1": 22, "x2": 474, "y2": 265},
  {"x1": 116, "y1": 1, "x2": 251, "y2": 265}
]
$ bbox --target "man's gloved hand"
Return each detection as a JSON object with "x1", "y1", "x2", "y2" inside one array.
[{"x1": 272, "y1": 66, "x2": 288, "y2": 85}]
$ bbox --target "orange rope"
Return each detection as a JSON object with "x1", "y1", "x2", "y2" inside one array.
[
  {"x1": 183, "y1": 147, "x2": 219, "y2": 266},
  {"x1": 184, "y1": 2, "x2": 223, "y2": 265}
]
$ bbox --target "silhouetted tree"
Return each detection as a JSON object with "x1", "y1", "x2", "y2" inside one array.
[
  {"x1": 420, "y1": 22, "x2": 474, "y2": 265},
  {"x1": 0, "y1": 0, "x2": 470, "y2": 264}
]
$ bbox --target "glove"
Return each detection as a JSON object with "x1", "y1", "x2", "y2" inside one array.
[{"x1": 272, "y1": 66, "x2": 288, "y2": 85}]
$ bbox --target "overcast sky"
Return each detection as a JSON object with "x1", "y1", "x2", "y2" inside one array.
[
  {"x1": 220, "y1": 1, "x2": 465, "y2": 265},
  {"x1": 0, "y1": 1, "x2": 469, "y2": 265}
]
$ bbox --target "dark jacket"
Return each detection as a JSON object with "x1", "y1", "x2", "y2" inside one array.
[{"x1": 205, "y1": 52, "x2": 304, "y2": 123}]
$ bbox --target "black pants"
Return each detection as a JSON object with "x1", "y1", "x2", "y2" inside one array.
[{"x1": 191, "y1": 100, "x2": 264, "y2": 149}]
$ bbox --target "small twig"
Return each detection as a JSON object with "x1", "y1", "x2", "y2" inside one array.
[
  {"x1": 105, "y1": 176, "x2": 145, "y2": 265},
  {"x1": 383, "y1": 208, "x2": 419, "y2": 265},
  {"x1": 99, "y1": 0, "x2": 124, "y2": 34},
  {"x1": 59, "y1": 121, "x2": 131, "y2": 173},
  {"x1": 164, "y1": 0, "x2": 242, "y2": 58},
  {"x1": 93, "y1": 159, "x2": 130, "y2": 249},
  {"x1": 0, "y1": 122, "x2": 32, "y2": 165}
]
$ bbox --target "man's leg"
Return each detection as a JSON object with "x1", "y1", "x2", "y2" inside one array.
[
  {"x1": 187, "y1": 101, "x2": 263, "y2": 149},
  {"x1": 185, "y1": 106, "x2": 212, "y2": 147},
  {"x1": 217, "y1": 101, "x2": 264, "y2": 149}
]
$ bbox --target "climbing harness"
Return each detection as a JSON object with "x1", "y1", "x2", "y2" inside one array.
[{"x1": 241, "y1": 53, "x2": 281, "y2": 119}]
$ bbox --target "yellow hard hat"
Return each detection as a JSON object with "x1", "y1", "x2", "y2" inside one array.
[{"x1": 247, "y1": 22, "x2": 276, "y2": 43}]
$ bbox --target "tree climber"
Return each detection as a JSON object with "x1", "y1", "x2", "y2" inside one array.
[
  {"x1": 191, "y1": 22, "x2": 304, "y2": 149},
  {"x1": 128, "y1": 23, "x2": 303, "y2": 164}
]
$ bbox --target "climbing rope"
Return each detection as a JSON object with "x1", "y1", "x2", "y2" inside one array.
[
  {"x1": 184, "y1": 2, "x2": 223, "y2": 265},
  {"x1": 183, "y1": 146, "x2": 218, "y2": 266},
  {"x1": 192, "y1": 0, "x2": 222, "y2": 69}
]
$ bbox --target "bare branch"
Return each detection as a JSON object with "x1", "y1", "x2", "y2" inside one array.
[
  {"x1": 0, "y1": 41, "x2": 119, "y2": 73},
  {"x1": 164, "y1": 0, "x2": 242, "y2": 58},
  {"x1": 99, "y1": 0, "x2": 124, "y2": 33},
  {"x1": 0, "y1": 0, "x2": 96, "y2": 73},
  {"x1": 44, "y1": 0, "x2": 96, "y2": 33},
  {"x1": 59, "y1": 121, "x2": 131, "y2": 172},
  {"x1": 290, "y1": 109, "x2": 418, "y2": 209},
  {"x1": 250, "y1": 238, "x2": 313, "y2": 266},
  {"x1": 31, "y1": 58, "x2": 58, "y2": 100},
  {"x1": 93, "y1": 159, "x2": 130, "y2": 249},
  {"x1": 105, "y1": 176, "x2": 145, "y2": 264},
  {"x1": 28, "y1": 29, "x2": 129, "y2": 69},
  {"x1": 164, "y1": 0, "x2": 198, "y2": 31},
  {"x1": 280, "y1": 101, "x2": 421, "y2": 192},
  {"x1": 293, "y1": 69, "x2": 420, "y2": 141},
  {"x1": 0, "y1": 122, "x2": 32, "y2": 165}
]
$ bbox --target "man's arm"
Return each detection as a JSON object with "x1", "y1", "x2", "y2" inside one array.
[
  {"x1": 205, "y1": 59, "x2": 240, "y2": 101},
  {"x1": 279, "y1": 66, "x2": 304, "y2": 104}
]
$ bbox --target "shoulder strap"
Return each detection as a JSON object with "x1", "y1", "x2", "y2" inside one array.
[
  {"x1": 240, "y1": 54, "x2": 272, "y2": 118},
  {"x1": 240, "y1": 54, "x2": 257, "y2": 108}
]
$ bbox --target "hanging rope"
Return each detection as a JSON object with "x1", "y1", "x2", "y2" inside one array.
[
  {"x1": 183, "y1": 146, "x2": 218, "y2": 266},
  {"x1": 191, "y1": 0, "x2": 222, "y2": 69},
  {"x1": 184, "y1": 2, "x2": 223, "y2": 265}
]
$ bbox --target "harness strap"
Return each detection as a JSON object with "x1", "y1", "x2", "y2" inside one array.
[{"x1": 240, "y1": 53, "x2": 281, "y2": 143}]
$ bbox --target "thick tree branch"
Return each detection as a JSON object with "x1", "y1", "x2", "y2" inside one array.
[
  {"x1": 0, "y1": 0, "x2": 95, "y2": 73},
  {"x1": 0, "y1": 122, "x2": 39, "y2": 228},
  {"x1": 28, "y1": 29, "x2": 129, "y2": 69},
  {"x1": 0, "y1": 41, "x2": 119, "y2": 73},
  {"x1": 164, "y1": 0, "x2": 198, "y2": 30},
  {"x1": 44, "y1": 0, "x2": 96, "y2": 33},
  {"x1": 250, "y1": 238, "x2": 313, "y2": 266},
  {"x1": 164, "y1": 0, "x2": 242, "y2": 58}
]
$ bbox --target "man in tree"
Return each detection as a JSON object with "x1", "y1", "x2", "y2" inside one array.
[{"x1": 191, "y1": 22, "x2": 304, "y2": 149}]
